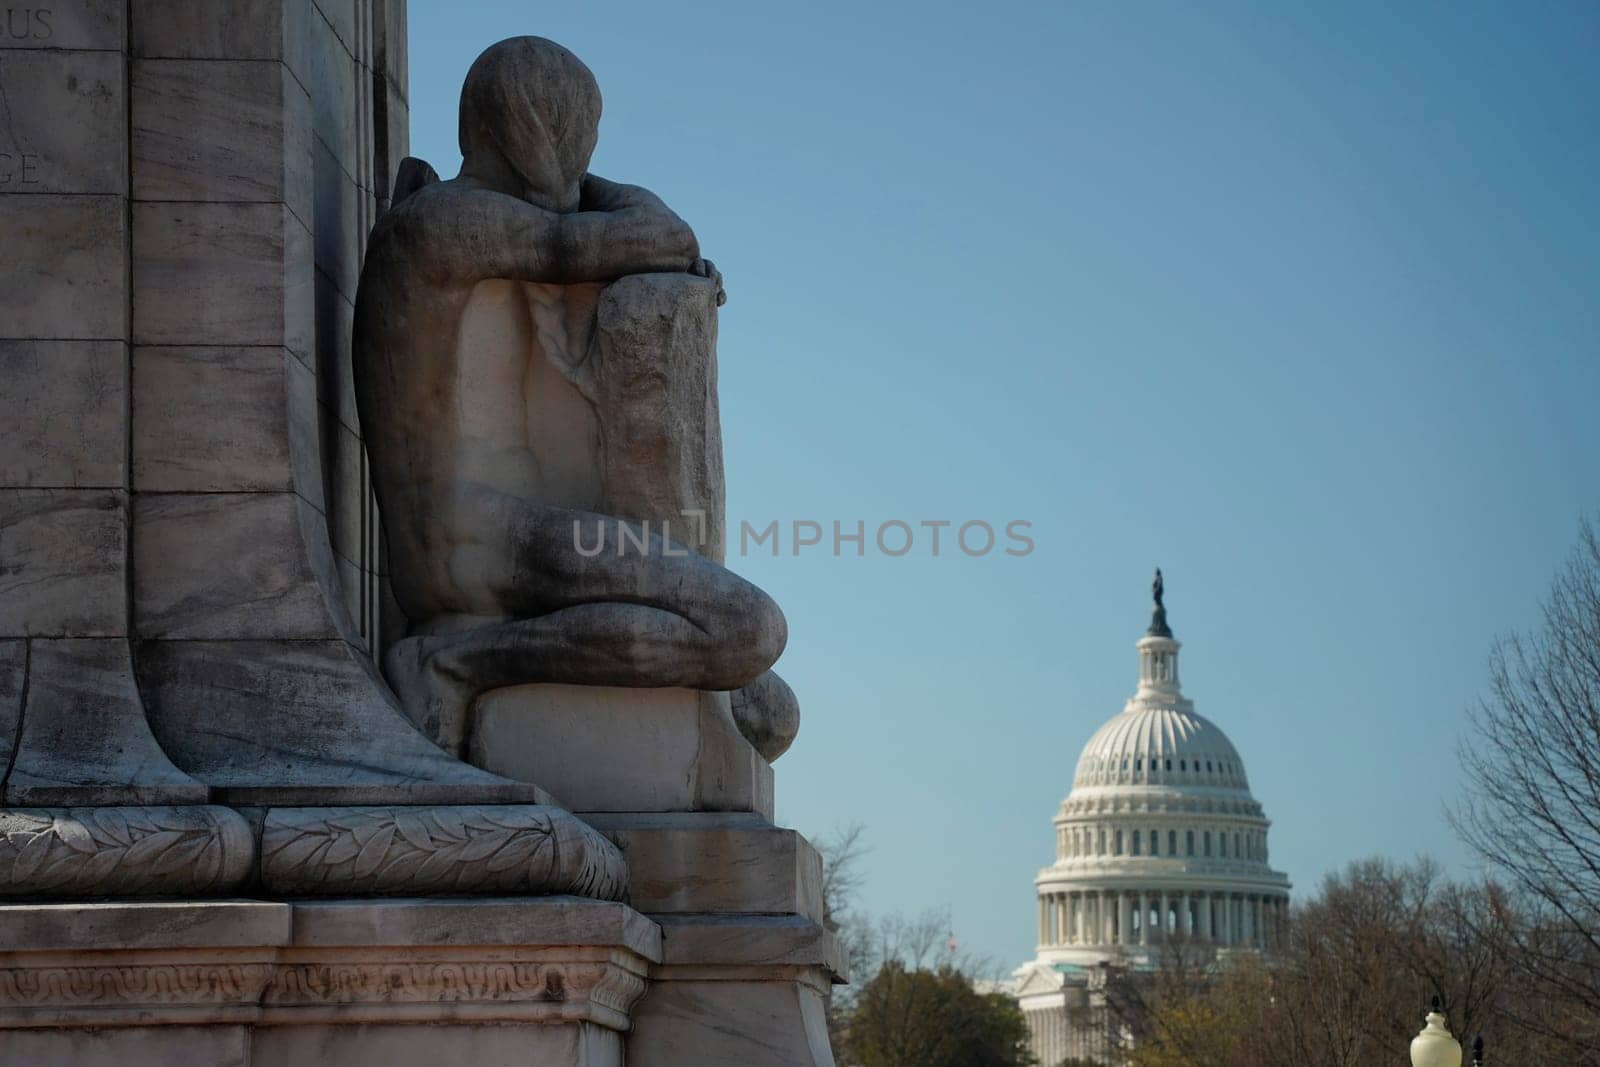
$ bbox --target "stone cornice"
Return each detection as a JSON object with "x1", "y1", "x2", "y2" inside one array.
[
  {"x1": 1056, "y1": 792, "x2": 1267, "y2": 819},
  {"x1": 1033, "y1": 869, "x2": 1293, "y2": 895}
]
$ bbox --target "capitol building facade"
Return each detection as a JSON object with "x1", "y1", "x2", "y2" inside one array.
[{"x1": 1010, "y1": 575, "x2": 1290, "y2": 1065}]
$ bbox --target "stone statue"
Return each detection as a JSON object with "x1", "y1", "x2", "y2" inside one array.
[
  {"x1": 1147, "y1": 567, "x2": 1172, "y2": 638},
  {"x1": 354, "y1": 36, "x2": 799, "y2": 764}
]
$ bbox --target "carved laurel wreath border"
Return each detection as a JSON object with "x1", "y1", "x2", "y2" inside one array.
[
  {"x1": 0, "y1": 810, "x2": 233, "y2": 894},
  {"x1": 260, "y1": 806, "x2": 624, "y2": 897}
]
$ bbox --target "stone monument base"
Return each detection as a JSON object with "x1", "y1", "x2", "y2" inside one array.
[
  {"x1": 585, "y1": 813, "x2": 844, "y2": 1067},
  {"x1": 0, "y1": 897, "x2": 660, "y2": 1067},
  {"x1": 629, "y1": 914, "x2": 841, "y2": 1066}
]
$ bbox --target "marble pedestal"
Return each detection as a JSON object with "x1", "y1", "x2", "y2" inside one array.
[
  {"x1": 470, "y1": 687, "x2": 773, "y2": 816},
  {"x1": 629, "y1": 914, "x2": 840, "y2": 1066},
  {"x1": 0, "y1": 897, "x2": 659, "y2": 1067},
  {"x1": 594, "y1": 817, "x2": 842, "y2": 1067},
  {"x1": 467, "y1": 687, "x2": 845, "y2": 1066}
]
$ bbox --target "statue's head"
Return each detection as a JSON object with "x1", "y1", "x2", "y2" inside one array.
[{"x1": 459, "y1": 36, "x2": 601, "y2": 212}]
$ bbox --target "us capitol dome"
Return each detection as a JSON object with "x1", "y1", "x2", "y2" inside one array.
[{"x1": 1010, "y1": 572, "x2": 1290, "y2": 1064}]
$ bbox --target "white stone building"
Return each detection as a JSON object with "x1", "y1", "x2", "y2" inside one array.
[{"x1": 1011, "y1": 576, "x2": 1290, "y2": 1066}]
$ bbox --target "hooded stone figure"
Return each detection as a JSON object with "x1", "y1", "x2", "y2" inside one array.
[
  {"x1": 456, "y1": 36, "x2": 602, "y2": 213},
  {"x1": 352, "y1": 36, "x2": 800, "y2": 768}
]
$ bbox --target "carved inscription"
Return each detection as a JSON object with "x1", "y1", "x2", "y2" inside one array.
[
  {"x1": 0, "y1": 957, "x2": 652, "y2": 1026},
  {"x1": 0, "y1": 152, "x2": 40, "y2": 184},
  {"x1": 0, "y1": 46, "x2": 42, "y2": 184},
  {"x1": 2, "y1": 9, "x2": 51, "y2": 41}
]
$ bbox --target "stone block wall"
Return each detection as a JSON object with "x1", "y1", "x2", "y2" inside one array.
[
  {"x1": 0, "y1": 0, "x2": 505, "y2": 807},
  {"x1": 127, "y1": 0, "x2": 404, "y2": 658},
  {"x1": 0, "y1": 1, "x2": 194, "y2": 806}
]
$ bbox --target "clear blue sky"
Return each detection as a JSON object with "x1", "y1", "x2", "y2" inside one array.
[{"x1": 406, "y1": 1, "x2": 1600, "y2": 971}]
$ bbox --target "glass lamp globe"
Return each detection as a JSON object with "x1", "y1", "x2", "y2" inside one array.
[{"x1": 1411, "y1": 1001, "x2": 1463, "y2": 1067}]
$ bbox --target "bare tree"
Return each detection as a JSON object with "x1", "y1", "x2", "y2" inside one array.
[
  {"x1": 816, "y1": 822, "x2": 874, "y2": 1049},
  {"x1": 1456, "y1": 516, "x2": 1600, "y2": 1050},
  {"x1": 1108, "y1": 858, "x2": 1556, "y2": 1067},
  {"x1": 819, "y1": 822, "x2": 869, "y2": 927}
]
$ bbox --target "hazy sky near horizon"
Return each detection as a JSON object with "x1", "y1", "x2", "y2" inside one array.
[{"x1": 405, "y1": 1, "x2": 1600, "y2": 970}]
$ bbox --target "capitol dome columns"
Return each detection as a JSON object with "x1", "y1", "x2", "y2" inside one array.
[
  {"x1": 1031, "y1": 886, "x2": 1290, "y2": 953},
  {"x1": 1061, "y1": 892, "x2": 1300, "y2": 952},
  {"x1": 1028, "y1": 885, "x2": 1302, "y2": 952}
]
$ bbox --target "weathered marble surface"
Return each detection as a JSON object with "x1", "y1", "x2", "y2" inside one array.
[
  {"x1": 136, "y1": 639, "x2": 546, "y2": 805},
  {"x1": 0, "y1": 50, "x2": 126, "y2": 195},
  {"x1": 313, "y1": 137, "x2": 365, "y2": 298},
  {"x1": 0, "y1": 898, "x2": 287, "y2": 951},
  {"x1": 0, "y1": 492, "x2": 126, "y2": 638},
  {"x1": 312, "y1": 268, "x2": 359, "y2": 418},
  {"x1": 0, "y1": 341, "x2": 126, "y2": 489},
  {"x1": 0, "y1": 643, "x2": 22, "y2": 773},
  {"x1": 577, "y1": 810, "x2": 842, "y2": 1065},
  {"x1": 132, "y1": 57, "x2": 314, "y2": 214},
  {"x1": 589, "y1": 272, "x2": 727, "y2": 561},
  {"x1": 0, "y1": 195, "x2": 127, "y2": 338},
  {"x1": 130, "y1": 0, "x2": 306, "y2": 64},
  {"x1": 4, "y1": 639, "x2": 204, "y2": 805},
  {"x1": 0, "y1": 1025, "x2": 254, "y2": 1067},
  {"x1": 131, "y1": 346, "x2": 309, "y2": 493},
  {"x1": 304, "y1": 9, "x2": 361, "y2": 183},
  {"x1": 133, "y1": 493, "x2": 345, "y2": 639},
  {"x1": 324, "y1": 415, "x2": 366, "y2": 565},
  {"x1": 469, "y1": 686, "x2": 773, "y2": 815},
  {"x1": 631, "y1": 914, "x2": 842, "y2": 1067},
  {"x1": 131, "y1": 201, "x2": 313, "y2": 357},
  {"x1": 629, "y1": 977, "x2": 834, "y2": 1067},
  {"x1": 253, "y1": 1023, "x2": 626, "y2": 1067},
  {"x1": 651, "y1": 914, "x2": 845, "y2": 974},
  {"x1": 584, "y1": 813, "x2": 821, "y2": 920}
]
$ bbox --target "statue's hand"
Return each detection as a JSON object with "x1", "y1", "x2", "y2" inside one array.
[{"x1": 691, "y1": 257, "x2": 727, "y2": 307}]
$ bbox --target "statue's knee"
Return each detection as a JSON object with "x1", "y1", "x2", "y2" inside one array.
[{"x1": 731, "y1": 670, "x2": 800, "y2": 762}]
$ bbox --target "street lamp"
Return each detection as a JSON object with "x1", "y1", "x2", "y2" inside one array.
[{"x1": 1410, "y1": 997, "x2": 1463, "y2": 1067}]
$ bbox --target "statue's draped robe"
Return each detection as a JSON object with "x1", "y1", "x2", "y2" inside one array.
[{"x1": 454, "y1": 275, "x2": 726, "y2": 564}]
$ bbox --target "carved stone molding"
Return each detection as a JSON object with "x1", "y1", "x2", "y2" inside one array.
[
  {"x1": 0, "y1": 951, "x2": 650, "y2": 1030},
  {"x1": 0, "y1": 806, "x2": 254, "y2": 898},
  {"x1": 0, "y1": 960, "x2": 276, "y2": 1028},
  {"x1": 265, "y1": 950, "x2": 649, "y2": 1028},
  {"x1": 257, "y1": 805, "x2": 627, "y2": 899},
  {"x1": 0, "y1": 898, "x2": 660, "y2": 1032}
]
